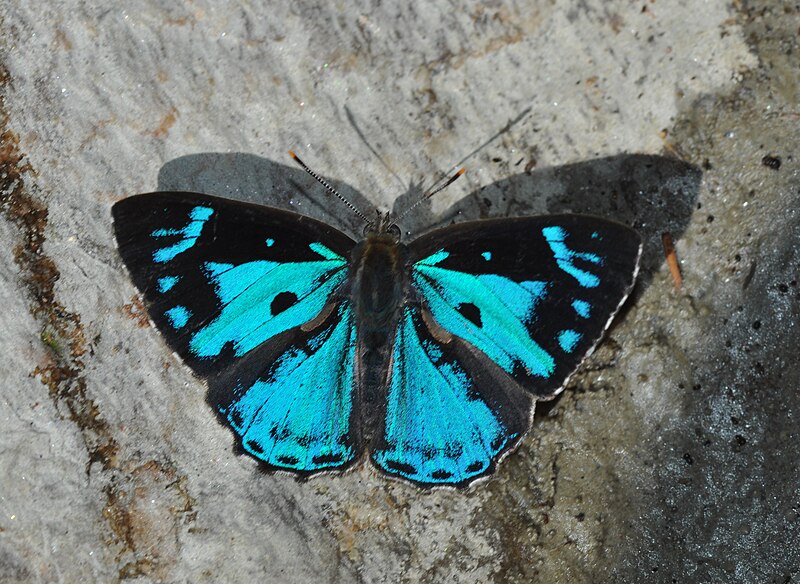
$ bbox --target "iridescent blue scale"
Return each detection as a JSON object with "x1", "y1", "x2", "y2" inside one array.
[
  {"x1": 113, "y1": 189, "x2": 641, "y2": 488},
  {"x1": 412, "y1": 251, "x2": 555, "y2": 377}
]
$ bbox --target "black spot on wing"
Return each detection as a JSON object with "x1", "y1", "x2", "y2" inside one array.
[
  {"x1": 277, "y1": 455, "x2": 299, "y2": 465},
  {"x1": 312, "y1": 453, "x2": 344, "y2": 465},
  {"x1": 456, "y1": 302, "x2": 482, "y2": 328},
  {"x1": 385, "y1": 459, "x2": 417, "y2": 476},
  {"x1": 246, "y1": 439, "x2": 264, "y2": 454},
  {"x1": 271, "y1": 291, "x2": 298, "y2": 316},
  {"x1": 229, "y1": 410, "x2": 243, "y2": 428},
  {"x1": 490, "y1": 435, "x2": 506, "y2": 451},
  {"x1": 466, "y1": 461, "x2": 484, "y2": 473}
]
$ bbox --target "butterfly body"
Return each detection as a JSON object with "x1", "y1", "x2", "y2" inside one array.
[
  {"x1": 352, "y1": 230, "x2": 407, "y2": 350},
  {"x1": 113, "y1": 190, "x2": 641, "y2": 487},
  {"x1": 348, "y1": 227, "x2": 409, "y2": 441}
]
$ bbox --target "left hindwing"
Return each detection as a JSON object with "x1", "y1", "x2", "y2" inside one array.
[{"x1": 407, "y1": 215, "x2": 642, "y2": 399}]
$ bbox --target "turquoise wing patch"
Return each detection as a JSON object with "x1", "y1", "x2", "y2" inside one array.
[
  {"x1": 220, "y1": 303, "x2": 359, "y2": 471},
  {"x1": 413, "y1": 250, "x2": 556, "y2": 378},
  {"x1": 371, "y1": 307, "x2": 530, "y2": 486},
  {"x1": 189, "y1": 244, "x2": 348, "y2": 359}
]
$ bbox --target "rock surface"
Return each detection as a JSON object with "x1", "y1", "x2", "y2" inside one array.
[{"x1": 0, "y1": 2, "x2": 797, "y2": 582}]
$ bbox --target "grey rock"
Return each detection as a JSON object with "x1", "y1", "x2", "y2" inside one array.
[{"x1": 0, "y1": 1, "x2": 796, "y2": 583}]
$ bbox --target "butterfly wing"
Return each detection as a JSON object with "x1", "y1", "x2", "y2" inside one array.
[
  {"x1": 407, "y1": 215, "x2": 642, "y2": 399},
  {"x1": 209, "y1": 301, "x2": 359, "y2": 473},
  {"x1": 370, "y1": 305, "x2": 533, "y2": 487},
  {"x1": 370, "y1": 215, "x2": 640, "y2": 487},
  {"x1": 112, "y1": 192, "x2": 361, "y2": 473}
]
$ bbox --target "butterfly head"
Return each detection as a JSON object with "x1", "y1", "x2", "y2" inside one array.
[
  {"x1": 288, "y1": 150, "x2": 463, "y2": 245},
  {"x1": 364, "y1": 210, "x2": 401, "y2": 242}
]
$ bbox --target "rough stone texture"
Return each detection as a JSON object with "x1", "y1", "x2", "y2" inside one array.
[{"x1": 0, "y1": 1, "x2": 796, "y2": 583}]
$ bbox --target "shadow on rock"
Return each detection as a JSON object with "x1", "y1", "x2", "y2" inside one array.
[
  {"x1": 401, "y1": 154, "x2": 702, "y2": 291},
  {"x1": 159, "y1": 152, "x2": 701, "y2": 291}
]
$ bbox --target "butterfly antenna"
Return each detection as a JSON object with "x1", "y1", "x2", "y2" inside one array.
[
  {"x1": 395, "y1": 167, "x2": 466, "y2": 223},
  {"x1": 289, "y1": 150, "x2": 372, "y2": 225}
]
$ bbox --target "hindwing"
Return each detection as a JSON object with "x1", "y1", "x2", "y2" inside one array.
[{"x1": 371, "y1": 305, "x2": 532, "y2": 486}]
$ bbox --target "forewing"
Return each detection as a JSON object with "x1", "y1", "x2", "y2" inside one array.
[
  {"x1": 370, "y1": 306, "x2": 532, "y2": 487},
  {"x1": 112, "y1": 192, "x2": 356, "y2": 375},
  {"x1": 408, "y1": 215, "x2": 641, "y2": 398}
]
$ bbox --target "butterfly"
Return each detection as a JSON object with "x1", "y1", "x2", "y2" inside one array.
[{"x1": 112, "y1": 153, "x2": 641, "y2": 488}]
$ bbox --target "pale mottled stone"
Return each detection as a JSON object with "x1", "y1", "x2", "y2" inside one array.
[{"x1": 0, "y1": 1, "x2": 797, "y2": 583}]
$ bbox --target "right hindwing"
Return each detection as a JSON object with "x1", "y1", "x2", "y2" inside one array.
[{"x1": 370, "y1": 304, "x2": 533, "y2": 487}]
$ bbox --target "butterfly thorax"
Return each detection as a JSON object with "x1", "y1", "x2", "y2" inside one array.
[{"x1": 351, "y1": 231, "x2": 408, "y2": 349}]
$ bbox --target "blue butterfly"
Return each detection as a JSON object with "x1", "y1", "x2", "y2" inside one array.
[{"x1": 112, "y1": 155, "x2": 641, "y2": 487}]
